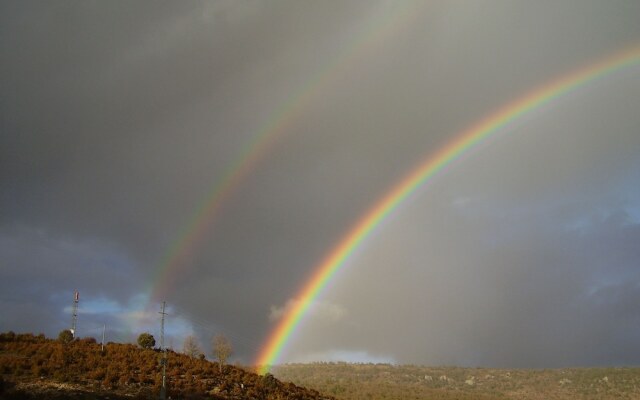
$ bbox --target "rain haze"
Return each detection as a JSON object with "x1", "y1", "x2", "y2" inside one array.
[{"x1": 2, "y1": 1, "x2": 640, "y2": 368}]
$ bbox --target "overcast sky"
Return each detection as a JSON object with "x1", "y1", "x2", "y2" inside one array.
[{"x1": 2, "y1": 0, "x2": 640, "y2": 369}]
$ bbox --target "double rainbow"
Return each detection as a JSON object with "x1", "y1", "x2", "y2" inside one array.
[{"x1": 256, "y1": 45, "x2": 640, "y2": 374}]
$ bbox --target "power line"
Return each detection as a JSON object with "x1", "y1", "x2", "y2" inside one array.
[
  {"x1": 170, "y1": 304, "x2": 261, "y2": 350},
  {"x1": 168, "y1": 304, "x2": 263, "y2": 355}
]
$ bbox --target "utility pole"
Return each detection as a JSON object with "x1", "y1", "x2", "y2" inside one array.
[
  {"x1": 159, "y1": 301, "x2": 167, "y2": 400},
  {"x1": 70, "y1": 290, "x2": 79, "y2": 338},
  {"x1": 101, "y1": 324, "x2": 106, "y2": 352}
]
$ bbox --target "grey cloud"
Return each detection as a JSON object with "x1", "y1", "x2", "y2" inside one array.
[{"x1": 1, "y1": 0, "x2": 640, "y2": 367}]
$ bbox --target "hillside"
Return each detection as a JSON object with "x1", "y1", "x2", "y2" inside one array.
[
  {"x1": 272, "y1": 362, "x2": 640, "y2": 400},
  {"x1": 0, "y1": 332, "x2": 332, "y2": 400}
]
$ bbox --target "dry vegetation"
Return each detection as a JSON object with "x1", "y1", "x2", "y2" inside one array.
[
  {"x1": 0, "y1": 331, "x2": 332, "y2": 400},
  {"x1": 4, "y1": 331, "x2": 640, "y2": 399},
  {"x1": 272, "y1": 362, "x2": 640, "y2": 400}
]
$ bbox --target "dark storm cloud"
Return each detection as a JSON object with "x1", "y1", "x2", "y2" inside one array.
[
  {"x1": 0, "y1": 0, "x2": 388, "y2": 357},
  {"x1": 0, "y1": 225, "x2": 140, "y2": 336},
  {"x1": 2, "y1": 0, "x2": 640, "y2": 367}
]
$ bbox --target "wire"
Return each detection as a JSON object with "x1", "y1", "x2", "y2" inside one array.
[{"x1": 167, "y1": 304, "x2": 263, "y2": 355}]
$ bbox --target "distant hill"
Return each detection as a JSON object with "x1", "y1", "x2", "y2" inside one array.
[
  {"x1": 272, "y1": 362, "x2": 640, "y2": 400},
  {"x1": 0, "y1": 331, "x2": 332, "y2": 400}
]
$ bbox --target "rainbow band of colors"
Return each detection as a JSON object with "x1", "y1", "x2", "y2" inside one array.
[
  {"x1": 147, "y1": 2, "x2": 422, "y2": 305},
  {"x1": 256, "y1": 45, "x2": 640, "y2": 374}
]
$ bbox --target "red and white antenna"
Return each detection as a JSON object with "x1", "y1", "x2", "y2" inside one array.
[{"x1": 70, "y1": 290, "x2": 79, "y2": 338}]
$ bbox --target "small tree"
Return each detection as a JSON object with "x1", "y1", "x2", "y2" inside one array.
[
  {"x1": 212, "y1": 334, "x2": 232, "y2": 371},
  {"x1": 183, "y1": 335, "x2": 201, "y2": 358},
  {"x1": 58, "y1": 329, "x2": 73, "y2": 344},
  {"x1": 137, "y1": 332, "x2": 155, "y2": 349}
]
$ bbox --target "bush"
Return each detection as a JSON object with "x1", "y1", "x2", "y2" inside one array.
[
  {"x1": 81, "y1": 337, "x2": 97, "y2": 344},
  {"x1": 58, "y1": 330, "x2": 73, "y2": 344},
  {"x1": 137, "y1": 333, "x2": 155, "y2": 349}
]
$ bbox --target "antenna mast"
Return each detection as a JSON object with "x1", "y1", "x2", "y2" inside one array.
[{"x1": 70, "y1": 290, "x2": 79, "y2": 338}]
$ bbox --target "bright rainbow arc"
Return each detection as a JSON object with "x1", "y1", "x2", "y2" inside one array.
[
  {"x1": 256, "y1": 45, "x2": 640, "y2": 374},
  {"x1": 147, "y1": 2, "x2": 423, "y2": 304}
]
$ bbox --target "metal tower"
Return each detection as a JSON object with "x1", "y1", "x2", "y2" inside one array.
[
  {"x1": 159, "y1": 301, "x2": 168, "y2": 400},
  {"x1": 70, "y1": 290, "x2": 79, "y2": 338}
]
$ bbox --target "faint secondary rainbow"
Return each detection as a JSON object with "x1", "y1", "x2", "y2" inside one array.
[
  {"x1": 147, "y1": 3, "x2": 425, "y2": 305},
  {"x1": 256, "y1": 45, "x2": 640, "y2": 373}
]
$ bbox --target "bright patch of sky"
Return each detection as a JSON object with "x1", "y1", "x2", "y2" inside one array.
[{"x1": 290, "y1": 349, "x2": 396, "y2": 365}]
